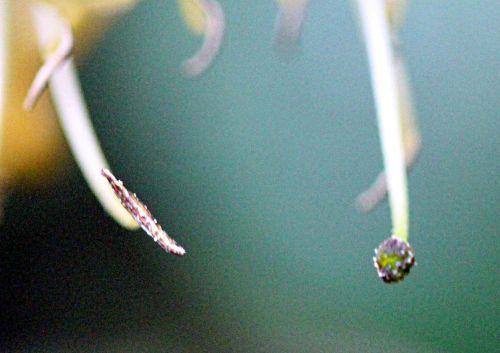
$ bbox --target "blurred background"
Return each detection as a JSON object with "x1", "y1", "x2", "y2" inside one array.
[{"x1": 1, "y1": 1, "x2": 498, "y2": 352}]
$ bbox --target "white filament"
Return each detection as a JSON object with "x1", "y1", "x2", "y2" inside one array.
[
  {"x1": 182, "y1": 0, "x2": 225, "y2": 77},
  {"x1": 30, "y1": 3, "x2": 138, "y2": 229},
  {"x1": 355, "y1": 0, "x2": 409, "y2": 239}
]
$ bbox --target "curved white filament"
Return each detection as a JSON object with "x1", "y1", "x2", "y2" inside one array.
[
  {"x1": 30, "y1": 3, "x2": 138, "y2": 229},
  {"x1": 23, "y1": 14, "x2": 73, "y2": 111},
  {"x1": 182, "y1": 0, "x2": 225, "y2": 78}
]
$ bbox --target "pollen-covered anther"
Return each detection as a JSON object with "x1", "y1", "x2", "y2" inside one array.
[
  {"x1": 373, "y1": 237, "x2": 415, "y2": 283},
  {"x1": 101, "y1": 168, "x2": 186, "y2": 256}
]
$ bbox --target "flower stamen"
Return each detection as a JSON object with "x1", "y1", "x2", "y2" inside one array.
[{"x1": 355, "y1": 0, "x2": 416, "y2": 282}]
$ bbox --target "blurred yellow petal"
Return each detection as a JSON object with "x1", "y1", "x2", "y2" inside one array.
[
  {"x1": 2, "y1": 0, "x2": 68, "y2": 187},
  {"x1": 178, "y1": 0, "x2": 207, "y2": 36},
  {"x1": 0, "y1": 1, "x2": 7, "y2": 131},
  {"x1": 0, "y1": 1, "x2": 7, "y2": 212},
  {"x1": 2, "y1": 0, "x2": 140, "y2": 188},
  {"x1": 41, "y1": 0, "x2": 140, "y2": 26},
  {"x1": 41, "y1": 0, "x2": 140, "y2": 58},
  {"x1": 0, "y1": 0, "x2": 140, "y2": 230}
]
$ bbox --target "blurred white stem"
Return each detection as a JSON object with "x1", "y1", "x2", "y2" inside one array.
[
  {"x1": 355, "y1": 0, "x2": 409, "y2": 240},
  {"x1": 182, "y1": 0, "x2": 225, "y2": 77},
  {"x1": 274, "y1": 0, "x2": 310, "y2": 48},
  {"x1": 30, "y1": 3, "x2": 138, "y2": 229}
]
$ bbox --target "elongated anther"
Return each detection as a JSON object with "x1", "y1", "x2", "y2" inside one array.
[{"x1": 102, "y1": 169, "x2": 186, "y2": 256}]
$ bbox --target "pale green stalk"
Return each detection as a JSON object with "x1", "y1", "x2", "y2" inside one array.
[{"x1": 355, "y1": 0, "x2": 409, "y2": 240}]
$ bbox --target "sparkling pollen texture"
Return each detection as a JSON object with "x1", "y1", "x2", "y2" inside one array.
[
  {"x1": 374, "y1": 237, "x2": 415, "y2": 283},
  {"x1": 101, "y1": 168, "x2": 186, "y2": 256}
]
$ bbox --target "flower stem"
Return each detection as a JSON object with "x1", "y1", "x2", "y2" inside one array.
[{"x1": 355, "y1": 0, "x2": 409, "y2": 241}]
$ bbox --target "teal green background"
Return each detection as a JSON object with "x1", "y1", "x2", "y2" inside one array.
[{"x1": 2, "y1": 1, "x2": 498, "y2": 352}]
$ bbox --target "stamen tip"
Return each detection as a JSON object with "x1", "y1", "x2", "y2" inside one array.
[
  {"x1": 373, "y1": 236, "x2": 415, "y2": 284},
  {"x1": 172, "y1": 246, "x2": 187, "y2": 257}
]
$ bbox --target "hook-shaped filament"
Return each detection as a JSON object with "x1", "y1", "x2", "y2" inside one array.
[{"x1": 182, "y1": 0, "x2": 225, "y2": 77}]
